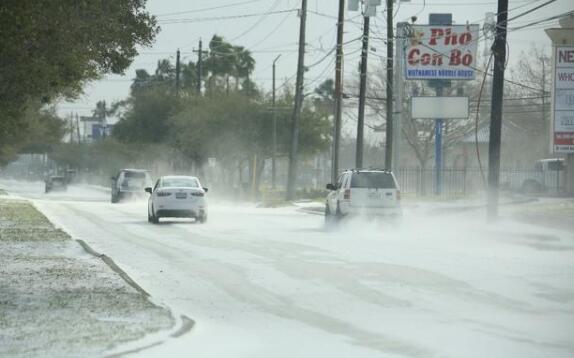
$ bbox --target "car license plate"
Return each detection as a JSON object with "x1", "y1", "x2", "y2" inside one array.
[{"x1": 175, "y1": 192, "x2": 187, "y2": 199}]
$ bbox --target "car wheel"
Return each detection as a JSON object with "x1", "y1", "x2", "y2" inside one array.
[
  {"x1": 325, "y1": 204, "x2": 335, "y2": 226},
  {"x1": 149, "y1": 206, "x2": 159, "y2": 224},
  {"x1": 111, "y1": 195, "x2": 118, "y2": 203},
  {"x1": 198, "y1": 213, "x2": 207, "y2": 224},
  {"x1": 335, "y1": 202, "x2": 344, "y2": 221}
]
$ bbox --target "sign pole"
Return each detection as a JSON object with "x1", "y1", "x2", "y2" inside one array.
[{"x1": 435, "y1": 85, "x2": 443, "y2": 195}]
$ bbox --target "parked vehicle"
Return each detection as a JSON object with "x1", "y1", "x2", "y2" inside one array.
[
  {"x1": 45, "y1": 175, "x2": 68, "y2": 193},
  {"x1": 146, "y1": 175, "x2": 208, "y2": 224},
  {"x1": 325, "y1": 169, "x2": 402, "y2": 223},
  {"x1": 111, "y1": 169, "x2": 153, "y2": 203},
  {"x1": 501, "y1": 158, "x2": 566, "y2": 193}
]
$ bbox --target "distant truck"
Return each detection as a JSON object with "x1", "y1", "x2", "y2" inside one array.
[{"x1": 502, "y1": 158, "x2": 566, "y2": 193}]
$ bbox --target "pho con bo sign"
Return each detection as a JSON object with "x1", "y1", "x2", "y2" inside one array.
[
  {"x1": 406, "y1": 25, "x2": 480, "y2": 80},
  {"x1": 553, "y1": 46, "x2": 574, "y2": 153}
]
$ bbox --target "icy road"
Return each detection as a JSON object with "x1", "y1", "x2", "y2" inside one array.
[{"x1": 3, "y1": 180, "x2": 574, "y2": 358}]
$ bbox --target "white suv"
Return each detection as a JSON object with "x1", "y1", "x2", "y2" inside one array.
[{"x1": 325, "y1": 169, "x2": 402, "y2": 222}]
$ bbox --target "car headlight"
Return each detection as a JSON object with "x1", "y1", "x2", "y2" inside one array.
[{"x1": 156, "y1": 191, "x2": 172, "y2": 197}]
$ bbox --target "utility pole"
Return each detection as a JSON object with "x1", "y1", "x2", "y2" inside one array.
[
  {"x1": 356, "y1": 15, "x2": 370, "y2": 169},
  {"x1": 286, "y1": 0, "x2": 307, "y2": 201},
  {"x1": 393, "y1": 22, "x2": 408, "y2": 171},
  {"x1": 69, "y1": 112, "x2": 74, "y2": 143},
  {"x1": 102, "y1": 100, "x2": 107, "y2": 139},
  {"x1": 332, "y1": 0, "x2": 345, "y2": 183},
  {"x1": 175, "y1": 48, "x2": 181, "y2": 96},
  {"x1": 272, "y1": 54, "x2": 281, "y2": 189},
  {"x1": 487, "y1": 0, "x2": 509, "y2": 221},
  {"x1": 385, "y1": 0, "x2": 394, "y2": 170},
  {"x1": 194, "y1": 39, "x2": 208, "y2": 95},
  {"x1": 542, "y1": 58, "x2": 548, "y2": 153},
  {"x1": 76, "y1": 113, "x2": 81, "y2": 144}
]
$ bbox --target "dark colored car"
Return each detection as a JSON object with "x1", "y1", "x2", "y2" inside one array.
[
  {"x1": 111, "y1": 169, "x2": 152, "y2": 203},
  {"x1": 45, "y1": 176, "x2": 68, "y2": 193}
]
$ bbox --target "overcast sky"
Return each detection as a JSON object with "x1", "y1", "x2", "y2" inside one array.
[{"x1": 56, "y1": 0, "x2": 571, "y2": 124}]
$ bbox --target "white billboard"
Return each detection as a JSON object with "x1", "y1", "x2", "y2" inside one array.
[
  {"x1": 405, "y1": 25, "x2": 480, "y2": 80},
  {"x1": 411, "y1": 96, "x2": 469, "y2": 119},
  {"x1": 553, "y1": 46, "x2": 574, "y2": 153}
]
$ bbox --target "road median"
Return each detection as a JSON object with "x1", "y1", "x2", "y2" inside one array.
[{"x1": 0, "y1": 197, "x2": 178, "y2": 357}]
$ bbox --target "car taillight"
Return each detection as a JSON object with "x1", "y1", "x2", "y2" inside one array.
[
  {"x1": 344, "y1": 189, "x2": 351, "y2": 200},
  {"x1": 396, "y1": 190, "x2": 401, "y2": 200},
  {"x1": 156, "y1": 191, "x2": 172, "y2": 197}
]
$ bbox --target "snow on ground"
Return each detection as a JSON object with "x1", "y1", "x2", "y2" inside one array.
[
  {"x1": 0, "y1": 195, "x2": 175, "y2": 357},
  {"x1": 2, "y1": 179, "x2": 574, "y2": 357}
]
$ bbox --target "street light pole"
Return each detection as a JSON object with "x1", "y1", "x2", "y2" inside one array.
[{"x1": 272, "y1": 54, "x2": 281, "y2": 189}]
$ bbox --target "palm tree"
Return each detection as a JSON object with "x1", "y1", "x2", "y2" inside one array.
[
  {"x1": 233, "y1": 46, "x2": 255, "y2": 92},
  {"x1": 205, "y1": 35, "x2": 234, "y2": 94}
]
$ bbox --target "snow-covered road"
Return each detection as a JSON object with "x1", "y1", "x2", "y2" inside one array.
[{"x1": 3, "y1": 180, "x2": 574, "y2": 358}]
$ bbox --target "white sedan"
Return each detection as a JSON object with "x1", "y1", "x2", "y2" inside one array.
[{"x1": 145, "y1": 176, "x2": 208, "y2": 224}]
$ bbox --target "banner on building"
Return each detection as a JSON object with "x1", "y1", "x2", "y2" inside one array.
[{"x1": 405, "y1": 24, "x2": 480, "y2": 80}]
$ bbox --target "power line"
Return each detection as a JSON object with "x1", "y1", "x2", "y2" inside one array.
[
  {"x1": 508, "y1": 10, "x2": 574, "y2": 31},
  {"x1": 230, "y1": 0, "x2": 283, "y2": 42},
  {"x1": 157, "y1": 9, "x2": 297, "y2": 24},
  {"x1": 155, "y1": 0, "x2": 264, "y2": 17},
  {"x1": 248, "y1": 8, "x2": 294, "y2": 49}
]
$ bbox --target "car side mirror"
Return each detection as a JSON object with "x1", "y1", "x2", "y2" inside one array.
[
  {"x1": 110, "y1": 176, "x2": 116, "y2": 181},
  {"x1": 144, "y1": 187, "x2": 152, "y2": 194},
  {"x1": 326, "y1": 183, "x2": 336, "y2": 191},
  {"x1": 203, "y1": 187, "x2": 209, "y2": 193}
]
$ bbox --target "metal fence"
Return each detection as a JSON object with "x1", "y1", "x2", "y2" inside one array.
[{"x1": 394, "y1": 167, "x2": 566, "y2": 197}]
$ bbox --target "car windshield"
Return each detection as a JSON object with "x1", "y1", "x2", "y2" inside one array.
[
  {"x1": 351, "y1": 172, "x2": 396, "y2": 189},
  {"x1": 160, "y1": 178, "x2": 199, "y2": 188},
  {"x1": 124, "y1": 171, "x2": 147, "y2": 179}
]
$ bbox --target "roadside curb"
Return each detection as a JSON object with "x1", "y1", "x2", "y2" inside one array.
[
  {"x1": 428, "y1": 197, "x2": 538, "y2": 215},
  {"x1": 76, "y1": 239, "x2": 150, "y2": 297},
  {"x1": 295, "y1": 197, "x2": 538, "y2": 217},
  {"x1": 297, "y1": 207, "x2": 324, "y2": 216},
  {"x1": 75, "y1": 239, "x2": 196, "y2": 356}
]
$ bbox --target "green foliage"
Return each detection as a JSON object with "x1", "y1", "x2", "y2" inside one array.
[
  {"x1": 50, "y1": 139, "x2": 179, "y2": 185},
  {"x1": 204, "y1": 35, "x2": 257, "y2": 95},
  {"x1": 0, "y1": 106, "x2": 66, "y2": 165},
  {"x1": 0, "y1": 0, "x2": 158, "y2": 163},
  {"x1": 113, "y1": 87, "x2": 180, "y2": 144},
  {"x1": 170, "y1": 92, "x2": 331, "y2": 167},
  {"x1": 0, "y1": 0, "x2": 158, "y2": 110}
]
